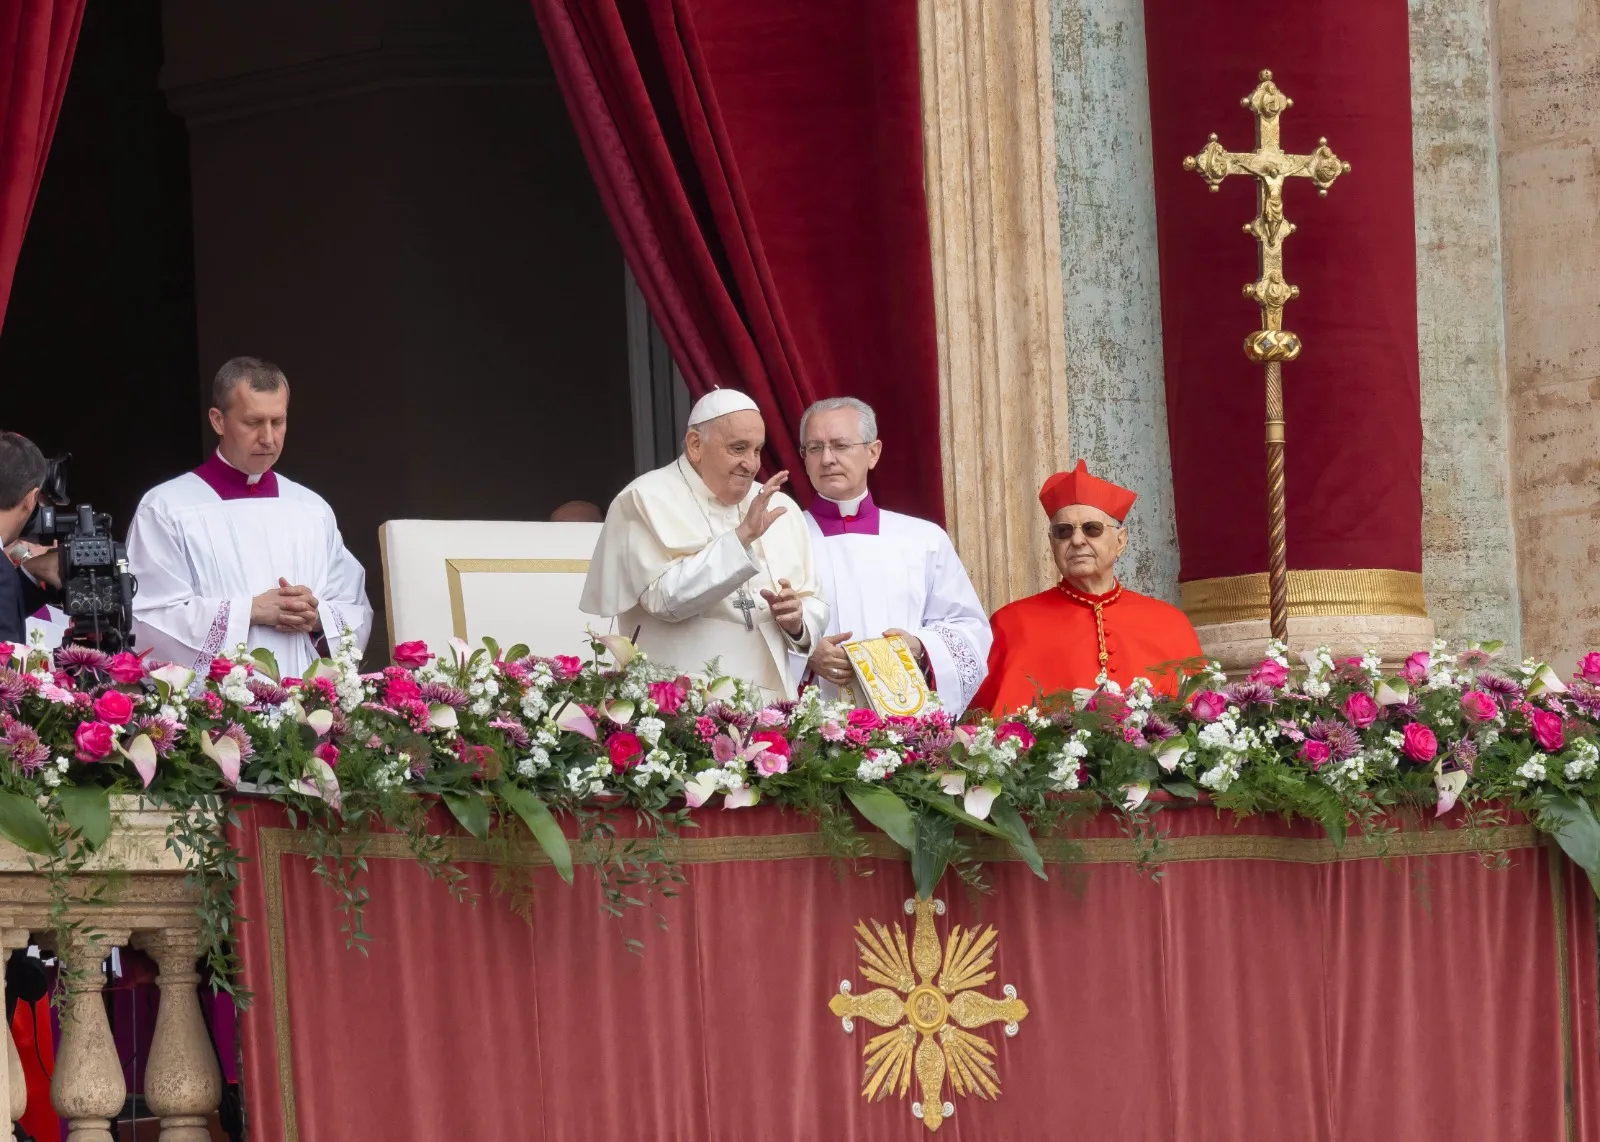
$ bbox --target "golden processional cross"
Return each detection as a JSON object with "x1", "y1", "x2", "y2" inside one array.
[{"x1": 1183, "y1": 70, "x2": 1350, "y2": 641}]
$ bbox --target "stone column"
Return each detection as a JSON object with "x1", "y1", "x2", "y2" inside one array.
[
  {"x1": 0, "y1": 927, "x2": 29, "y2": 1124},
  {"x1": 135, "y1": 929, "x2": 223, "y2": 1142},
  {"x1": 919, "y1": 0, "x2": 1072, "y2": 611},
  {"x1": 1408, "y1": 0, "x2": 1523, "y2": 653},
  {"x1": 51, "y1": 929, "x2": 129, "y2": 1142},
  {"x1": 1050, "y1": 0, "x2": 1179, "y2": 603},
  {"x1": 1490, "y1": 0, "x2": 1600, "y2": 674}
]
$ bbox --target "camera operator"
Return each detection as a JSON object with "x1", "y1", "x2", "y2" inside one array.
[{"x1": 0, "y1": 432, "x2": 61, "y2": 644}]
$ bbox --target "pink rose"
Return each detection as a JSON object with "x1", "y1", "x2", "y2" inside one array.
[
  {"x1": 995, "y1": 722, "x2": 1036, "y2": 751},
  {"x1": 1401, "y1": 651, "x2": 1431, "y2": 685},
  {"x1": 607, "y1": 731, "x2": 644, "y2": 771},
  {"x1": 313, "y1": 742, "x2": 340, "y2": 767},
  {"x1": 749, "y1": 730, "x2": 791, "y2": 776},
  {"x1": 107, "y1": 652, "x2": 147, "y2": 685},
  {"x1": 1188, "y1": 690, "x2": 1228, "y2": 723},
  {"x1": 1298, "y1": 740, "x2": 1331, "y2": 770},
  {"x1": 392, "y1": 640, "x2": 431, "y2": 668},
  {"x1": 1248, "y1": 659, "x2": 1289, "y2": 689},
  {"x1": 1530, "y1": 709, "x2": 1565, "y2": 752},
  {"x1": 552, "y1": 655, "x2": 583, "y2": 680},
  {"x1": 1460, "y1": 690, "x2": 1497, "y2": 724},
  {"x1": 93, "y1": 690, "x2": 134, "y2": 726},
  {"x1": 384, "y1": 672, "x2": 422, "y2": 705},
  {"x1": 1579, "y1": 652, "x2": 1600, "y2": 685},
  {"x1": 0, "y1": 643, "x2": 11, "y2": 662},
  {"x1": 1401, "y1": 722, "x2": 1438, "y2": 764},
  {"x1": 1343, "y1": 692, "x2": 1380, "y2": 729},
  {"x1": 847, "y1": 708, "x2": 883, "y2": 732},
  {"x1": 208, "y1": 657, "x2": 234, "y2": 682},
  {"x1": 74, "y1": 720, "x2": 114, "y2": 761},
  {"x1": 648, "y1": 680, "x2": 686, "y2": 716}
]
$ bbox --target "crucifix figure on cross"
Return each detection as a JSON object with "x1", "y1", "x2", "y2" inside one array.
[
  {"x1": 733, "y1": 585, "x2": 758, "y2": 631},
  {"x1": 1183, "y1": 69, "x2": 1351, "y2": 642}
]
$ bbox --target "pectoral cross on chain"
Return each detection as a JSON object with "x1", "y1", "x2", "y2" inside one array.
[
  {"x1": 1182, "y1": 69, "x2": 1350, "y2": 643},
  {"x1": 733, "y1": 586, "x2": 758, "y2": 631}
]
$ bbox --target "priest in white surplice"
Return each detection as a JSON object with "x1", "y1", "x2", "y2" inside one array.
[
  {"x1": 581, "y1": 390, "x2": 827, "y2": 702},
  {"x1": 800, "y1": 397, "x2": 991, "y2": 714},
  {"x1": 127, "y1": 357, "x2": 373, "y2": 679}
]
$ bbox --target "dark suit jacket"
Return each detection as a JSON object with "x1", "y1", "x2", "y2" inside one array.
[{"x1": 0, "y1": 561, "x2": 49, "y2": 644}]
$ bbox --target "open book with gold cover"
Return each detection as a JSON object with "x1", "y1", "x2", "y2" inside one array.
[{"x1": 842, "y1": 635, "x2": 933, "y2": 717}]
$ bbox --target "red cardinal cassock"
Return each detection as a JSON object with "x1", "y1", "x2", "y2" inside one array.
[{"x1": 972, "y1": 461, "x2": 1203, "y2": 716}]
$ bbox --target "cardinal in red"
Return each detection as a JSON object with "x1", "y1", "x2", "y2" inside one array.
[{"x1": 972, "y1": 461, "x2": 1203, "y2": 715}]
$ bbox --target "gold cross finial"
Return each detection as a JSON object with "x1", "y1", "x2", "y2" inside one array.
[{"x1": 1182, "y1": 70, "x2": 1350, "y2": 361}]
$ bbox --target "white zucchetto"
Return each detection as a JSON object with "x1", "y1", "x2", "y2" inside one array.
[{"x1": 686, "y1": 387, "x2": 761, "y2": 427}]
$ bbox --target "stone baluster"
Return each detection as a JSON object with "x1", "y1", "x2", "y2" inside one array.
[
  {"x1": 0, "y1": 927, "x2": 31, "y2": 1124},
  {"x1": 51, "y1": 928, "x2": 129, "y2": 1142},
  {"x1": 135, "y1": 928, "x2": 222, "y2": 1141}
]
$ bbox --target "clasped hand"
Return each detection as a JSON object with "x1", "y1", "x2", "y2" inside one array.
[{"x1": 251, "y1": 577, "x2": 320, "y2": 634}]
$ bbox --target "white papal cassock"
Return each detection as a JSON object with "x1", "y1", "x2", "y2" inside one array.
[
  {"x1": 805, "y1": 492, "x2": 991, "y2": 715},
  {"x1": 126, "y1": 453, "x2": 373, "y2": 679},
  {"x1": 580, "y1": 456, "x2": 828, "y2": 702}
]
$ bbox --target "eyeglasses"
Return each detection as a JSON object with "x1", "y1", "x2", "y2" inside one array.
[
  {"x1": 1049, "y1": 521, "x2": 1119, "y2": 541},
  {"x1": 801, "y1": 441, "x2": 871, "y2": 459}
]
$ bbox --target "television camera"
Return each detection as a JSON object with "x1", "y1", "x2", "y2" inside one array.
[{"x1": 21, "y1": 455, "x2": 137, "y2": 652}]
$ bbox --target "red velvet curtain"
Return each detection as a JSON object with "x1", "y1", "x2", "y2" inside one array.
[
  {"x1": 1142, "y1": 0, "x2": 1422, "y2": 582},
  {"x1": 531, "y1": 0, "x2": 944, "y2": 521},
  {"x1": 0, "y1": 0, "x2": 83, "y2": 332},
  {"x1": 234, "y1": 802, "x2": 1598, "y2": 1140}
]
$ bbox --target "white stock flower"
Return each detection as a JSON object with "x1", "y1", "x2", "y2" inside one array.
[{"x1": 1515, "y1": 754, "x2": 1548, "y2": 785}]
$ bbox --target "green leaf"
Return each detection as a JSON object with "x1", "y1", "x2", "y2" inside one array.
[
  {"x1": 496, "y1": 782, "x2": 574, "y2": 884},
  {"x1": 58, "y1": 785, "x2": 111, "y2": 849},
  {"x1": 506, "y1": 644, "x2": 530, "y2": 662},
  {"x1": 1538, "y1": 792, "x2": 1600, "y2": 896},
  {"x1": 846, "y1": 786, "x2": 917, "y2": 852},
  {"x1": 249, "y1": 648, "x2": 280, "y2": 683},
  {"x1": 917, "y1": 793, "x2": 1009, "y2": 839},
  {"x1": 481, "y1": 636, "x2": 500, "y2": 661},
  {"x1": 988, "y1": 797, "x2": 1046, "y2": 880},
  {"x1": 1160, "y1": 779, "x2": 1200, "y2": 800},
  {"x1": 911, "y1": 810, "x2": 954, "y2": 899},
  {"x1": 0, "y1": 792, "x2": 56, "y2": 856},
  {"x1": 441, "y1": 791, "x2": 490, "y2": 840}
]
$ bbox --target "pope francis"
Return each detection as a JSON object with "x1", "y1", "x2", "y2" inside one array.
[{"x1": 580, "y1": 390, "x2": 828, "y2": 701}]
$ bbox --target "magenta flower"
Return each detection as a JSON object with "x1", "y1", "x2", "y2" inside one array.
[
  {"x1": 995, "y1": 722, "x2": 1036, "y2": 751},
  {"x1": 1248, "y1": 659, "x2": 1289, "y2": 689},
  {"x1": 1343, "y1": 692, "x2": 1380, "y2": 729},
  {"x1": 1298, "y1": 740, "x2": 1331, "y2": 770},
  {"x1": 1530, "y1": 709, "x2": 1565, "y2": 752},
  {"x1": 1401, "y1": 651, "x2": 1431, "y2": 685},
  {"x1": 1188, "y1": 691, "x2": 1228, "y2": 723},
  {"x1": 648, "y1": 680, "x2": 687, "y2": 716},
  {"x1": 74, "y1": 721, "x2": 114, "y2": 761},
  {"x1": 1579, "y1": 652, "x2": 1600, "y2": 685},
  {"x1": 106, "y1": 652, "x2": 147, "y2": 685},
  {"x1": 1459, "y1": 690, "x2": 1497, "y2": 723},
  {"x1": 1401, "y1": 722, "x2": 1438, "y2": 763}
]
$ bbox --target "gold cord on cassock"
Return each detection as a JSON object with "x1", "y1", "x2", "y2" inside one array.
[{"x1": 1056, "y1": 580, "x2": 1123, "y2": 678}]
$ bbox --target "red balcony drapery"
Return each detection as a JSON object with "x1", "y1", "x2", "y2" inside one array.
[
  {"x1": 530, "y1": 0, "x2": 943, "y2": 520},
  {"x1": 233, "y1": 802, "x2": 1598, "y2": 1140},
  {"x1": 0, "y1": 0, "x2": 82, "y2": 334}
]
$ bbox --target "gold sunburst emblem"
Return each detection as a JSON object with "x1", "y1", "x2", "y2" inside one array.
[{"x1": 828, "y1": 897, "x2": 1028, "y2": 1132}]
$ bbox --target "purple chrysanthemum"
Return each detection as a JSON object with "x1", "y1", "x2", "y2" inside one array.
[
  {"x1": 1, "y1": 722, "x2": 49, "y2": 773},
  {"x1": 1145, "y1": 714, "x2": 1180, "y2": 742},
  {"x1": 53, "y1": 646, "x2": 112, "y2": 673},
  {"x1": 1453, "y1": 738, "x2": 1479, "y2": 773},
  {"x1": 133, "y1": 715, "x2": 184, "y2": 757},
  {"x1": 1225, "y1": 681, "x2": 1275, "y2": 706},
  {"x1": 709, "y1": 704, "x2": 753, "y2": 732},
  {"x1": 0, "y1": 667, "x2": 25, "y2": 707},
  {"x1": 408, "y1": 752, "x2": 430, "y2": 779},
  {"x1": 219, "y1": 722, "x2": 256, "y2": 761},
  {"x1": 246, "y1": 678, "x2": 290, "y2": 707},
  {"x1": 1388, "y1": 697, "x2": 1422, "y2": 719},
  {"x1": 489, "y1": 718, "x2": 530, "y2": 749},
  {"x1": 1477, "y1": 673, "x2": 1523, "y2": 700},
  {"x1": 418, "y1": 682, "x2": 468, "y2": 709},
  {"x1": 1307, "y1": 717, "x2": 1361, "y2": 761}
]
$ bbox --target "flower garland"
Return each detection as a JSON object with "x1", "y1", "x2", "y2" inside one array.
[{"x1": 2, "y1": 630, "x2": 1599, "y2": 1002}]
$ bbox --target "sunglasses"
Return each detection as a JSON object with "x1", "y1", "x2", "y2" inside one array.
[{"x1": 1049, "y1": 521, "x2": 1118, "y2": 541}]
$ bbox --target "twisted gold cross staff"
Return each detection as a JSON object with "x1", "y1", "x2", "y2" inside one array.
[{"x1": 1183, "y1": 70, "x2": 1350, "y2": 642}]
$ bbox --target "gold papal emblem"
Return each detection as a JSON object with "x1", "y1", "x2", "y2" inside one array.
[
  {"x1": 843, "y1": 635, "x2": 931, "y2": 718},
  {"x1": 829, "y1": 897, "x2": 1028, "y2": 1132}
]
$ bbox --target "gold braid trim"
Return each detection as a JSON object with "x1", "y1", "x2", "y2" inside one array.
[{"x1": 1180, "y1": 568, "x2": 1427, "y2": 626}]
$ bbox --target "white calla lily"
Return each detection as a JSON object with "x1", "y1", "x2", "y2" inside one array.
[
  {"x1": 939, "y1": 772, "x2": 967, "y2": 797},
  {"x1": 1375, "y1": 679, "x2": 1410, "y2": 706},
  {"x1": 706, "y1": 676, "x2": 737, "y2": 702},
  {"x1": 596, "y1": 633, "x2": 639, "y2": 668},
  {"x1": 683, "y1": 771, "x2": 719, "y2": 809},
  {"x1": 149, "y1": 664, "x2": 196, "y2": 695},
  {"x1": 305, "y1": 709, "x2": 335, "y2": 737},
  {"x1": 1156, "y1": 742, "x2": 1187, "y2": 772},
  {"x1": 1528, "y1": 663, "x2": 1568, "y2": 698},
  {"x1": 1434, "y1": 769, "x2": 1469, "y2": 817},
  {"x1": 723, "y1": 786, "x2": 759, "y2": 809},
  {"x1": 428, "y1": 703, "x2": 459, "y2": 731},
  {"x1": 553, "y1": 703, "x2": 597, "y2": 740},
  {"x1": 199, "y1": 731, "x2": 242, "y2": 786},
  {"x1": 601, "y1": 699, "x2": 635, "y2": 726},
  {"x1": 963, "y1": 782, "x2": 998, "y2": 821},
  {"x1": 1122, "y1": 782, "x2": 1150, "y2": 811},
  {"x1": 117, "y1": 733, "x2": 158, "y2": 788}
]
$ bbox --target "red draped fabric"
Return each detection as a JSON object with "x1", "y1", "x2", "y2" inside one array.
[
  {"x1": 233, "y1": 802, "x2": 1596, "y2": 1140},
  {"x1": 530, "y1": 0, "x2": 943, "y2": 521},
  {"x1": 1142, "y1": 0, "x2": 1422, "y2": 582},
  {"x1": 0, "y1": 0, "x2": 83, "y2": 332}
]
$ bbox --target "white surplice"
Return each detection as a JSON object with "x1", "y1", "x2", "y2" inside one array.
[
  {"x1": 126, "y1": 454, "x2": 373, "y2": 679},
  {"x1": 580, "y1": 457, "x2": 828, "y2": 701},
  {"x1": 805, "y1": 493, "x2": 991, "y2": 715}
]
